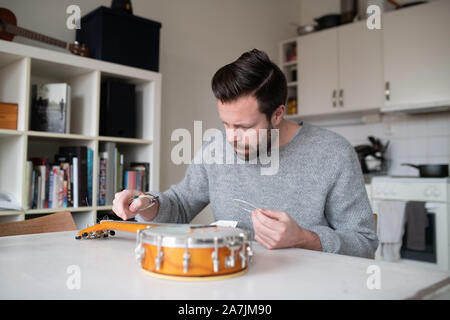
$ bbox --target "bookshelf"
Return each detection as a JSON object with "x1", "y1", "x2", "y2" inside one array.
[
  {"x1": 0, "y1": 40, "x2": 161, "y2": 228},
  {"x1": 279, "y1": 37, "x2": 300, "y2": 120}
]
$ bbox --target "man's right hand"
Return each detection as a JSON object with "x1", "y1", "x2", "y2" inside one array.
[{"x1": 112, "y1": 189, "x2": 159, "y2": 221}]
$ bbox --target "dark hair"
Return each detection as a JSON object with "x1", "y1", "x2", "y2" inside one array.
[{"x1": 211, "y1": 49, "x2": 287, "y2": 121}]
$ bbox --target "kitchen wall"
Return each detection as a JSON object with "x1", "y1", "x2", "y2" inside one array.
[{"x1": 325, "y1": 111, "x2": 450, "y2": 177}]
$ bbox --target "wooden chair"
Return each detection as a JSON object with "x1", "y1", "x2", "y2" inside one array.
[{"x1": 0, "y1": 211, "x2": 77, "y2": 237}]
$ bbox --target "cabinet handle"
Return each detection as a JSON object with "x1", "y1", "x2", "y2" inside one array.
[
  {"x1": 339, "y1": 89, "x2": 344, "y2": 107},
  {"x1": 332, "y1": 90, "x2": 337, "y2": 108},
  {"x1": 385, "y1": 82, "x2": 390, "y2": 101}
]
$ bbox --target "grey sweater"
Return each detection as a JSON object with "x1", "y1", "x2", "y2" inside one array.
[{"x1": 137, "y1": 122, "x2": 379, "y2": 258}]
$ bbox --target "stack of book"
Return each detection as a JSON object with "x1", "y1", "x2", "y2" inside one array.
[
  {"x1": 98, "y1": 142, "x2": 150, "y2": 206},
  {"x1": 26, "y1": 146, "x2": 93, "y2": 209}
]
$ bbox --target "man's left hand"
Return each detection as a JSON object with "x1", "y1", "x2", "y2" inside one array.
[{"x1": 251, "y1": 208, "x2": 322, "y2": 251}]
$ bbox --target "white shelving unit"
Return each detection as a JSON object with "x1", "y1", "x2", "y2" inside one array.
[
  {"x1": 0, "y1": 40, "x2": 161, "y2": 228},
  {"x1": 279, "y1": 37, "x2": 300, "y2": 120}
]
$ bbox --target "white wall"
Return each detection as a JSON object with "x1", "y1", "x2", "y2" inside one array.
[{"x1": 1, "y1": 0, "x2": 301, "y2": 223}]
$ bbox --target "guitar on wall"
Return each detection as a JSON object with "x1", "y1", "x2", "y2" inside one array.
[{"x1": 0, "y1": 7, "x2": 89, "y2": 57}]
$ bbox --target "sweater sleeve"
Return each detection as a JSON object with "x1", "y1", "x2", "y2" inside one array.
[
  {"x1": 307, "y1": 143, "x2": 379, "y2": 258},
  {"x1": 135, "y1": 147, "x2": 210, "y2": 224}
]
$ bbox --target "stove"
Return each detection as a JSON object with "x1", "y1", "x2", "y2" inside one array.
[{"x1": 370, "y1": 176, "x2": 450, "y2": 271}]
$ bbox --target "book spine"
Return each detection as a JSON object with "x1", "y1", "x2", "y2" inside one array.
[
  {"x1": 73, "y1": 157, "x2": 79, "y2": 208},
  {"x1": 58, "y1": 169, "x2": 64, "y2": 207},
  {"x1": 87, "y1": 149, "x2": 93, "y2": 206},
  {"x1": 25, "y1": 161, "x2": 33, "y2": 210},
  {"x1": 119, "y1": 154, "x2": 124, "y2": 192},
  {"x1": 48, "y1": 170, "x2": 54, "y2": 209},
  {"x1": 128, "y1": 171, "x2": 137, "y2": 190},
  {"x1": 37, "y1": 176, "x2": 42, "y2": 209}
]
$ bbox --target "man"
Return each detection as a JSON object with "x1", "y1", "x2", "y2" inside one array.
[{"x1": 112, "y1": 49, "x2": 378, "y2": 258}]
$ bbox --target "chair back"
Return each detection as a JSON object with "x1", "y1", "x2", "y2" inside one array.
[{"x1": 0, "y1": 211, "x2": 77, "y2": 237}]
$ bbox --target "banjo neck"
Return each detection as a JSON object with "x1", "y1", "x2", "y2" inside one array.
[
  {"x1": 76, "y1": 220, "x2": 217, "y2": 240},
  {"x1": 76, "y1": 220, "x2": 158, "y2": 239},
  {"x1": 4, "y1": 22, "x2": 68, "y2": 49}
]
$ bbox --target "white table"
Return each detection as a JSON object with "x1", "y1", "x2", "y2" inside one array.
[{"x1": 0, "y1": 230, "x2": 449, "y2": 300}]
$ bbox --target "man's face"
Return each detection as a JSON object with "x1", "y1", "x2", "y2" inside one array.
[{"x1": 218, "y1": 95, "x2": 272, "y2": 161}]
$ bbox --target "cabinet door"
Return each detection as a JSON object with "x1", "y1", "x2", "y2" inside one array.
[
  {"x1": 298, "y1": 28, "x2": 339, "y2": 116},
  {"x1": 383, "y1": 0, "x2": 450, "y2": 108},
  {"x1": 338, "y1": 21, "x2": 383, "y2": 112}
]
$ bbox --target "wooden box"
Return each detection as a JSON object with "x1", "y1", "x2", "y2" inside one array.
[{"x1": 0, "y1": 102, "x2": 18, "y2": 130}]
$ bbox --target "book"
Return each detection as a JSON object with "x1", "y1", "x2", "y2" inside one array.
[
  {"x1": 125, "y1": 170, "x2": 137, "y2": 190},
  {"x1": 72, "y1": 157, "x2": 79, "y2": 208},
  {"x1": 129, "y1": 162, "x2": 150, "y2": 192},
  {"x1": 101, "y1": 142, "x2": 116, "y2": 205},
  {"x1": 30, "y1": 83, "x2": 71, "y2": 133},
  {"x1": 59, "y1": 146, "x2": 88, "y2": 207},
  {"x1": 87, "y1": 149, "x2": 93, "y2": 206},
  {"x1": 25, "y1": 161, "x2": 33, "y2": 209},
  {"x1": 55, "y1": 154, "x2": 73, "y2": 207},
  {"x1": 98, "y1": 152, "x2": 107, "y2": 206}
]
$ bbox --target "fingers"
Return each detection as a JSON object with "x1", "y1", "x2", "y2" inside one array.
[
  {"x1": 112, "y1": 189, "x2": 143, "y2": 220},
  {"x1": 255, "y1": 232, "x2": 277, "y2": 250},
  {"x1": 257, "y1": 208, "x2": 286, "y2": 221},
  {"x1": 251, "y1": 210, "x2": 280, "y2": 239}
]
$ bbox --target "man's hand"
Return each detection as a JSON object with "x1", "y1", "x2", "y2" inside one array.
[
  {"x1": 251, "y1": 208, "x2": 322, "y2": 251},
  {"x1": 112, "y1": 189, "x2": 159, "y2": 221}
]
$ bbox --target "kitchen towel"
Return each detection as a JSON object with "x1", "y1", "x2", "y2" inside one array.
[
  {"x1": 376, "y1": 200, "x2": 407, "y2": 262},
  {"x1": 404, "y1": 201, "x2": 428, "y2": 251}
]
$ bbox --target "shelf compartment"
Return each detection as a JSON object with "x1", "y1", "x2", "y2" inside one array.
[
  {"x1": 100, "y1": 73, "x2": 158, "y2": 141},
  {"x1": 0, "y1": 134, "x2": 26, "y2": 209},
  {"x1": 26, "y1": 138, "x2": 97, "y2": 210},
  {"x1": 29, "y1": 59, "x2": 100, "y2": 137},
  {"x1": 0, "y1": 56, "x2": 30, "y2": 131}
]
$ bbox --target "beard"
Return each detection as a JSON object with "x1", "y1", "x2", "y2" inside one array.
[{"x1": 233, "y1": 125, "x2": 273, "y2": 162}]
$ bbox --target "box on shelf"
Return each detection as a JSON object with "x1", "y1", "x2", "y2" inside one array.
[
  {"x1": 76, "y1": 6, "x2": 162, "y2": 72},
  {"x1": 0, "y1": 102, "x2": 18, "y2": 130},
  {"x1": 100, "y1": 78, "x2": 136, "y2": 138}
]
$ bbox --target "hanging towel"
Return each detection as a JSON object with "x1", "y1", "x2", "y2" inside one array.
[
  {"x1": 404, "y1": 201, "x2": 428, "y2": 251},
  {"x1": 376, "y1": 200, "x2": 407, "y2": 262}
]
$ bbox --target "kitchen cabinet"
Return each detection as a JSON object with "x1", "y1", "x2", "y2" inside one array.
[
  {"x1": 295, "y1": 20, "x2": 382, "y2": 117},
  {"x1": 281, "y1": 0, "x2": 450, "y2": 119},
  {"x1": 382, "y1": 0, "x2": 450, "y2": 112},
  {"x1": 338, "y1": 21, "x2": 383, "y2": 113},
  {"x1": 297, "y1": 28, "x2": 339, "y2": 117}
]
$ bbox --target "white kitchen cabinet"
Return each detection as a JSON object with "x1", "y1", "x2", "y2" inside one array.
[
  {"x1": 382, "y1": 0, "x2": 450, "y2": 111},
  {"x1": 338, "y1": 21, "x2": 383, "y2": 113},
  {"x1": 296, "y1": 21, "x2": 382, "y2": 118},
  {"x1": 297, "y1": 28, "x2": 339, "y2": 117}
]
